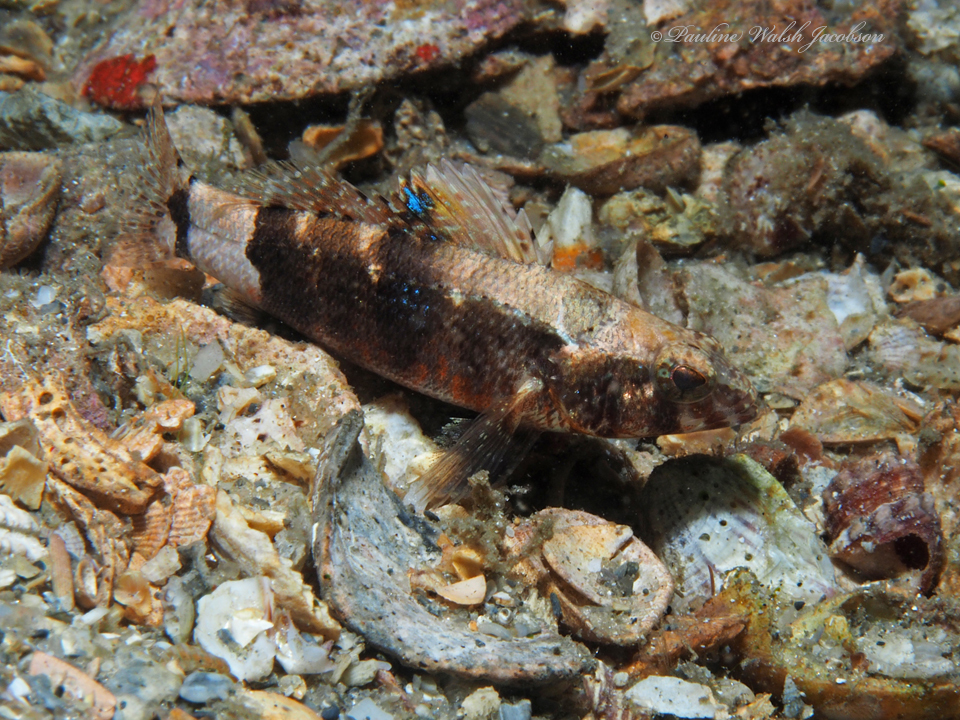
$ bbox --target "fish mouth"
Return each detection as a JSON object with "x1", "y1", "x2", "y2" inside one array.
[
  {"x1": 711, "y1": 364, "x2": 760, "y2": 427},
  {"x1": 677, "y1": 362, "x2": 759, "y2": 432}
]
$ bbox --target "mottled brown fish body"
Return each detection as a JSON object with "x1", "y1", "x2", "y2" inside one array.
[{"x1": 164, "y1": 179, "x2": 755, "y2": 438}]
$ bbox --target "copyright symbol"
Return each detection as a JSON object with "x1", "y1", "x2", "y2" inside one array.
[{"x1": 651, "y1": 30, "x2": 662, "y2": 41}]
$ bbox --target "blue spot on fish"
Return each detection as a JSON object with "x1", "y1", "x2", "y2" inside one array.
[{"x1": 403, "y1": 187, "x2": 433, "y2": 218}]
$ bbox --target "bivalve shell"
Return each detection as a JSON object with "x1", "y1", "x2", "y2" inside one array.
[
  {"x1": 508, "y1": 508, "x2": 674, "y2": 646},
  {"x1": 0, "y1": 150, "x2": 60, "y2": 268},
  {"x1": 638, "y1": 454, "x2": 839, "y2": 612}
]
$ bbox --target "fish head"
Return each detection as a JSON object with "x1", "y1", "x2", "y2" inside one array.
[
  {"x1": 648, "y1": 333, "x2": 759, "y2": 434},
  {"x1": 545, "y1": 330, "x2": 758, "y2": 438}
]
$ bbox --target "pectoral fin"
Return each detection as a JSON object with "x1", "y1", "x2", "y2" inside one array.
[{"x1": 403, "y1": 379, "x2": 542, "y2": 512}]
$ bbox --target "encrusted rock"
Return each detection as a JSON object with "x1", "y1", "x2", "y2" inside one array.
[
  {"x1": 75, "y1": 0, "x2": 530, "y2": 106},
  {"x1": 612, "y1": 0, "x2": 899, "y2": 117}
]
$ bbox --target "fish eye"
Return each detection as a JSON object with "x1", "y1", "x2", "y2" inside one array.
[{"x1": 655, "y1": 347, "x2": 717, "y2": 403}]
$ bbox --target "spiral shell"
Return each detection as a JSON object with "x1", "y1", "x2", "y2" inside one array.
[{"x1": 822, "y1": 451, "x2": 944, "y2": 594}]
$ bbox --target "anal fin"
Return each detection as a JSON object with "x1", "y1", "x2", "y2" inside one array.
[{"x1": 403, "y1": 380, "x2": 542, "y2": 512}]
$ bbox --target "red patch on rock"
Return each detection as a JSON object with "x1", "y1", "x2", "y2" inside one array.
[
  {"x1": 415, "y1": 43, "x2": 440, "y2": 63},
  {"x1": 83, "y1": 54, "x2": 157, "y2": 110}
]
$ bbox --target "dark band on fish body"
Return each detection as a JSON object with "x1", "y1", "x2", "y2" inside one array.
[
  {"x1": 167, "y1": 187, "x2": 193, "y2": 261},
  {"x1": 244, "y1": 211, "x2": 568, "y2": 409}
]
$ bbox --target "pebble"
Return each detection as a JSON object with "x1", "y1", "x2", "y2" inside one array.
[
  {"x1": 498, "y1": 699, "x2": 532, "y2": 720},
  {"x1": 465, "y1": 55, "x2": 563, "y2": 159},
  {"x1": 346, "y1": 698, "x2": 392, "y2": 720},
  {"x1": 105, "y1": 656, "x2": 182, "y2": 705},
  {"x1": 178, "y1": 671, "x2": 235, "y2": 704}
]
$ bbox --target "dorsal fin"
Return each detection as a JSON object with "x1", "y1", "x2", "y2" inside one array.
[
  {"x1": 233, "y1": 160, "x2": 395, "y2": 225},
  {"x1": 400, "y1": 160, "x2": 551, "y2": 266}
]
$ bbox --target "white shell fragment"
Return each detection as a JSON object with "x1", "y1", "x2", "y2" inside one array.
[
  {"x1": 0, "y1": 493, "x2": 46, "y2": 563},
  {"x1": 538, "y1": 185, "x2": 594, "y2": 267},
  {"x1": 625, "y1": 676, "x2": 725, "y2": 719},
  {"x1": 194, "y1": 577, "x2": 277, "y2": 681},
  {"x1": 639, "y1": 454, "x2": 840, "y2": 611}
]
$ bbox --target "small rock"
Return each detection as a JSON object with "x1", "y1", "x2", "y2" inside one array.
[
  {"x1": 105, "y1": 656, "x2": 182, "y2": 705},
  {"x1": 166, "y1": 105, "x2": 251, "y2": 175},
  {"x1": 626, "y1": 676, "x2": 724, "y2": 719},
  {"x1": 465, "y1": 55, "x2": 562, "y2": 159},
  {"x1": 0, "y1": 86, "x2": 124, "y2": 150},
  {"x1": 462, "y1": 686, "x2": 501, "y2": 720},
  {"x1": 178, "y1": 672, "x2": 235, "y2": 704},
  {"x1": 112, "y1": 695, "x2": 150, "y2": 720},
  {"x1": 139, "y1": 544, "x2": 181, "y2": 584},
  {"x1": 498, "y1": 699, "x2": 532, "y2": 720},
  {"x1": 347, "y1": 698, "x2": 392, "y2": 720}
]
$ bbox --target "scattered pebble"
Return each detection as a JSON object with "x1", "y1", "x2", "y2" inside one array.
[{"x1": 178, "y1": 671, "x2": 236, "y2": 704}]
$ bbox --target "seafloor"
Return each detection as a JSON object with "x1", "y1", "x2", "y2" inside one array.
[{"x1": 1, "y1": 0, "x2": 960, "y2": 719}]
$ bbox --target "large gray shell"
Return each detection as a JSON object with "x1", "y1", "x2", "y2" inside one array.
[{"x1": 311, "y1": 411, "x2": 595, "y2": 684}]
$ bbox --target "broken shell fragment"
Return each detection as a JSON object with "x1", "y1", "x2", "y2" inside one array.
[
  {"x1": 28, "y1": 651, "x2": 117, "y2": 720},
  {"x1": 195, "y1": 577, "x2": 276, "y2": 682},
  {"x1": 313, "y1": 411, "x2": 594, "y2": 683},
  {"x1": 302, "y1": 120, "x2": 384, "y2": 169},
  {"x1": 0, "y1": 418, "x2": 46, "y2": 509},
  {"x1": 509, "y1": 508, "x2": 674, "y2": 646},
  {"x1": 822, "y1": 452, "x2": 944, "y2": 594},
  {"x1": 437, "y1": 574, "x2": 487, "y2": 606},
  {"x1": 638, "y1": 454, "x2": 839, "y2": 612},
  {"x1": 789, "y1": 379, "x2": 923, "y2": 445},
  {"x1": 0, "y1": 151, "x2": 60, "y2": 268},
  {"x1": 0, "y1": 492, "x2": 46, "y2": 563},
  {"x1": 540, "y1": 126, "x2": 700, "y2": 195}
]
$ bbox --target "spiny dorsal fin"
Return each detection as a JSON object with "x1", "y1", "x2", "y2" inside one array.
[
  {"x1": 234, "y1": 160, "x2": 395, "y2": 225},
  {"x1": 400, "y1": 160, "x2": 551, "y2": 266}
]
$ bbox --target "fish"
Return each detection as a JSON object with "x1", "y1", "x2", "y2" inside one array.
[{"x1": 137, "y1": 100, "x2": 758, "y2": 510}]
